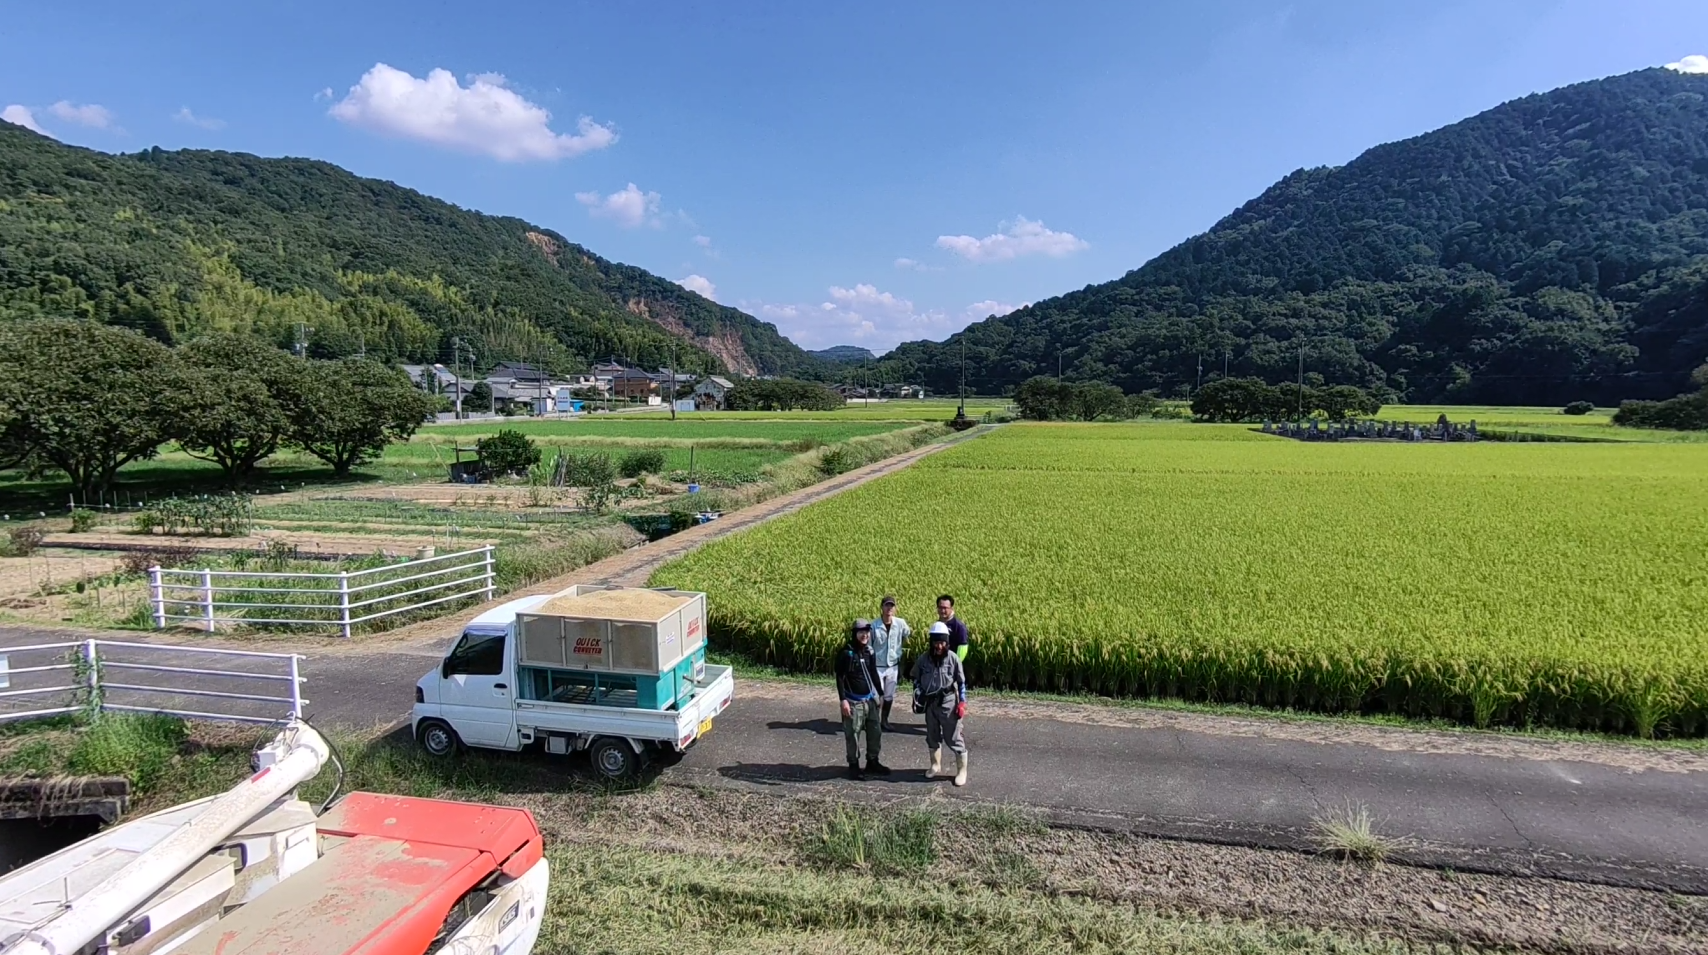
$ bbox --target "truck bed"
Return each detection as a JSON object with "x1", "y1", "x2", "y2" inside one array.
[{"x1": 514, "y1": 665, "x2": 733, "y2": 748}]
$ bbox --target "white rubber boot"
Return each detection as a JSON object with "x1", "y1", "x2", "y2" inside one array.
[
  {"x1": 928, "y1": 748, "x2": 942, "y2": 778},
  {"x1": 953, "y1": 752, "x2": 968, "y2": 787}
]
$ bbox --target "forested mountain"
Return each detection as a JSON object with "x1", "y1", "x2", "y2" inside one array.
[
  {"x1": 0, "y1": 124, "x2": 823, "y2": 378},
  {"x1": 888, "y1": 68, "x2": 1708, "y2": 404},
  {"x1": 808, "y1": 345, "x2": 878, "y2": 363}
]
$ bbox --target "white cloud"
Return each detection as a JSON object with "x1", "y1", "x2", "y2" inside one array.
[
  {"x1": 692, "y1": 235, "x2": 712, "y2": 247},
  {"x1": 173, "y1": 107, "x2": 225, "y2": 130},
  {"x1": 676, "y1": 274, "x2": 717, "y2": 301},
  {"x1": 315, "y1": 87, "x2": 335, "y2": 102},
  {"x1": 1, "y1": 105, "x2": 45, "y2": 135},
  {"x1": 893, "y1": 257, "x2": 942, "y2": 272},
  {"x1": 328, "y1": 63, "x2": 616, "y2": 161},
  {"x1": 575, "y1": 183, "x2": 663, "y2": 228},
  {"x1": 964, "y1": 300, "x2": 1026, "y2": 320},
  {"x1": 746, "y1": 282, "x2": 975, "y2": 351},
  {"x1": 935, "y1": 216, "x2": 1088, "y2": 263},
  {"x1": 1667, "y1": 55, "x2": 1708, "y2": 74},
  {"x1": 47, "y1": 101, "x2": 113, "y2": 128}
]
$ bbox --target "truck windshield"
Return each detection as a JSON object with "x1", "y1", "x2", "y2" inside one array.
[{"x1": 445, "y1": 630, "x2": 506, "y2": 676}]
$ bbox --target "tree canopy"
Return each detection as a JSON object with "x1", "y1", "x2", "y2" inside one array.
[
  {"x1": 0, "y1": 123, "x2": 828, "y2": 380},
  {"x1": 885, "y1": 69, "x2": 1708, "y2": 406}
]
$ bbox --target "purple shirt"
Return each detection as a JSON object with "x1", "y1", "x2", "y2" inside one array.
[{"x1": 942, "y1": 616, "x2": 969, "y2": 651}]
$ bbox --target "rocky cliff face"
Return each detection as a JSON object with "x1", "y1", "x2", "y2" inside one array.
[{"x1": 626, "y1": 297, "x2": 759, "y2": 376}]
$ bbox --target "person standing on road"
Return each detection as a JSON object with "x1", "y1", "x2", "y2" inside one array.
[
  {"x1": 835, "y1": 618, "x2": 890, "y2": 780},
  {"x1": 870, "y1": 595, "x2": 912, "y2": 730},
  {"x1": 936, "y1": 595, "x2": 970, "y2": 663},
  {"x1": 912, "y1": 622, "x2": 968, "y2": 786}
]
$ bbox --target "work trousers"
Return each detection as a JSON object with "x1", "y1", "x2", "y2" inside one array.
[
  {"x1": 924, "y1": 699, "x2": 965, "y2": 754},
  {"x1": 843, "y1": 698, "x2": 882, "y2": 763}
]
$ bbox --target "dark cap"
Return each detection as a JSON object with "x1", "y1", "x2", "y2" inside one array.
[
  {"x1": 853, "y1": 618, "x2": 872, "y2": 632},
  {"x1": 880, "y1": 595, "x2": 896, "y2": 608}
]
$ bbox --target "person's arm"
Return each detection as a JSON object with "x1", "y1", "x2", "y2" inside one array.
[
  {"x1": 952, "y1": 654, "x2": 968, "y2": 717},
  {"x1": 834, "y1": 649, "x2": 852, "y2": 700}
]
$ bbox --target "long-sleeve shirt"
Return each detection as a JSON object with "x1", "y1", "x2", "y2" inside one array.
[
  {"x1": 834, "y1": 640, "x2": 881, "y2": 701},
  {"x1": 942, "y1": 615, "x2": 969, "y2": 661},
  {"x1": 910, "y1": 650, "x2": 966, "y2": 703},
  {"x1": 870, "y1": 615, "x2": 911, "y2": 669}
]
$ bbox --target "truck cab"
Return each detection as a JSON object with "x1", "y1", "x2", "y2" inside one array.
[{"x1": 413, "y1": 587, "x2": 734, "y2": 779}]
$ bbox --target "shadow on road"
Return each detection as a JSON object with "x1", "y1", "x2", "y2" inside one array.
[
  {"x1": 717, "y1": 762, "x2": 944, "y2": 787},
  {"x1": 766, "y1": 718, "x2": 842, "y2": 736}
]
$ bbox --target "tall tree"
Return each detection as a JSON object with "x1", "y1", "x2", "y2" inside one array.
[
  {"x1": 0, "y1": 319, "x2": 186, "y2": 499},
  {"x1": 175, "y1": 334, "x2": 302, "y2": 482},
  {"x1": 281, "y1": 359, "x2": 436, "y2": 475}
]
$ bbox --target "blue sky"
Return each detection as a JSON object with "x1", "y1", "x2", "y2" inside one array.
[{"x1": 5, "y1": 1, "x2": 1708, "y2": 352}]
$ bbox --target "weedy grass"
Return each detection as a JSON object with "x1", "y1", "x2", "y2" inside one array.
[
  {"x1": 655, "y1": 422, "x2": 1708, "y2": 737},
  {"x1": 535, "y1": 840, "x2": 1476, "y2": 955},
  {"x1": 1311, "y1": 801, "x2": 1395, "y2": 863},
  {"x1": 805, "y1": 804, "x2": 939, "y2": 874}
]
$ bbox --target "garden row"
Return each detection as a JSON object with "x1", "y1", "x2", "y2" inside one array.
[{"x1": 653, "y1": 422, "x2": 1708, "y2": 737}]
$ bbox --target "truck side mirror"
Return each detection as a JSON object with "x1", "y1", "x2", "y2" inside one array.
[{"x1": 441, "y1": 657, "x2": 454, "y2": 679}]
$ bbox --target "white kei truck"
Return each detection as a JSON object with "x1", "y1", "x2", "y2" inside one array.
[{"x1": 412, "y1": 584, "x2": 735, "y2": 779}]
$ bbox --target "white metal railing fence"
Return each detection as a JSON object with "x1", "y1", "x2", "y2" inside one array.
[
  {"x1": 0, "y1": 640, "x2": 305, "y2": 725},
  {"x1": 148, "y1": 545, "x2": 496, "y2": 638}
]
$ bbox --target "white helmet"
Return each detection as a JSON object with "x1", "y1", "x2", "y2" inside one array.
[{"x1": 928, "y1": 622, "x2": 951, "y2": 640}]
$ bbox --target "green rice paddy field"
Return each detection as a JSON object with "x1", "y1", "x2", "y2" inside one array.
[{"x1": 653, "y1": 422, "x2": 1708, "y2": 736}]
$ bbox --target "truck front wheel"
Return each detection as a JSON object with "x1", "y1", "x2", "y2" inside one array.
[
  {"x1": 588, "y1": 737, "x2": 642, "y2": 780},
  {"x1": 418, "y1": 719, "x2": 462, "y2": 758}
]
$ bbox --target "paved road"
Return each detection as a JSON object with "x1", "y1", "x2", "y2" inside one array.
[{"x1": 5, "y1": 625, "x2": 1707, "y2": 894}]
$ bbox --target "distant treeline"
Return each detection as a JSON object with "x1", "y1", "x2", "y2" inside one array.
[
  {"x1": 725, "y1": 378, "x2": 845, "y2": 412},
  {"x1": 1190, "y1": 378, "x2": 1384, "y2": 423},
  {"x1": 0, "y1": 319, "x2": 434, "y2": 497},
  {"x1": 1614, "y1": 364, "x2": 1708, "y2": 430}
]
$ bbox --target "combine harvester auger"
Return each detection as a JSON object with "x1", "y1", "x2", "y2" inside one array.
[{"x1": 0, "y1": 720, "x2": 549, "y2": 955}]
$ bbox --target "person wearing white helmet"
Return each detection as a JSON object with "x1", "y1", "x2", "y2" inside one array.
[{"x1": 911, "y1": 621, "x2": 969, "y2": 785}]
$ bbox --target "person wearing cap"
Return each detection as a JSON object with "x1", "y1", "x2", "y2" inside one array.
[
  {"x1": 911, "y1": 622, "x2": 969, "y2": 786},
  {"x1": 834, "y1": 617, "x2": 889, "y2": 779},
  {"x1": 869, "y1": 595, "x2": 912, "y2": 731},
  {"x1": 936, "y1": 594, "x2": 970, "y2": 662}
]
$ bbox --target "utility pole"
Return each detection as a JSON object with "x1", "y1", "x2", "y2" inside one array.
[
  {"x1": 356, "y1": 330, "x2": 365, "y2": 361},
  {"x1": 1057, "y1": 347, "x2": 1063, "y2": 381},
  {"x1": 1224, "y1": 348, "x2": 1230, "y2": 379},
  {"x1": 451, "y1": 337, "x2": 464, "y2": 420},
  {"x1": 294, "y1": 321, "x2": 312, "y2": 359},
  {"x1": 669, "y1": 342, "x2": 678, "y2": 421},
  {"x1": 1196, "y1": 352, "x2": 1203, "y2": 393},
  {"x1": 1297, "y1": 345, "x2": 1305, "y2": 421},
  {"x1": 958, "y1": 337, "x2": 967, "y2": 415}
]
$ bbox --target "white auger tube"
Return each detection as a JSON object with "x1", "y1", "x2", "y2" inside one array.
[{"x1": 2, "y1": 721, "x2": 330, "y2": 955}]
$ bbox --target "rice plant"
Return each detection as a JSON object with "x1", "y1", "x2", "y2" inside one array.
[{"x1": 653, "y1": 422, "x2": 1708, "y2": 737}]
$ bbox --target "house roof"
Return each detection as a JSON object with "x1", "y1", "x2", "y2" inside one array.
[
  {"x1": 707, "y1": 376, "x2": 734, "y2": 388},
  {"x1": 491, "y1": 361, "x2": 547, "y2": 381}
]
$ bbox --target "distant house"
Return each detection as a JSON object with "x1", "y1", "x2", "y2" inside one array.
[
  {"x1": 692, "y1": 375, "x2": 736, "y2": 410},
  {"x1": 610, "y1": 368, "x2": 658, "y2": 400},
  {"x1": 401, "y1": 363, "x2": 459, "y2": 393},
  {"x1": 591, "y1": 360, "x2": 627, "y2": 376},
  {"x1": 490, "y1": 361, "x2": 547, "y2": 382}
]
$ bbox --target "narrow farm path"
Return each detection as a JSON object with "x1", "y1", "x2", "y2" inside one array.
[{"x1": 6, "y1": 424, "x2": 1708, "y2": 893}]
